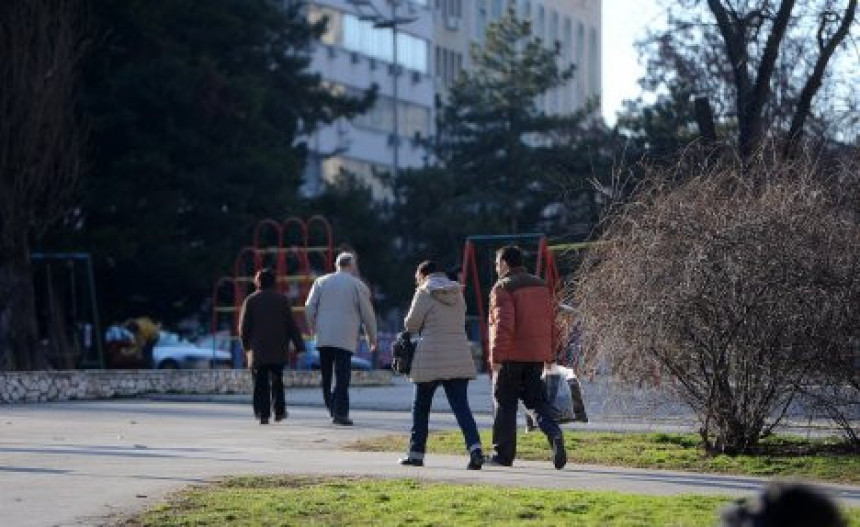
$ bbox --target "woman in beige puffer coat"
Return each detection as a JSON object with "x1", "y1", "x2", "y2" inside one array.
[{"x1": 398, "y1": 260, "x2": 484, "y2": 470}]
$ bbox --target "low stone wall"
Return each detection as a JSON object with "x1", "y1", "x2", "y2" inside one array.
[{"x1": 0, "y1": 369, "x2": 392, "y2": 404}]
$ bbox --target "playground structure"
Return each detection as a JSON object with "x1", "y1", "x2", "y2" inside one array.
[
  {"x1": 211, "y1": 216, "x2": 335, "y2": 367},
  {"x1": 459, "y1": 234, "x2": 561, "y2": 371},
  {"x1": 30, "y1": 252, "x2": 104, "y2": 369}
]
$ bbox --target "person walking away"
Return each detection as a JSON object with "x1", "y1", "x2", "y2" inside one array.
[
  {"x1": 305, "y1": 252, "x2": 378, "y2": 426},
  {"x1": 239, "y1": 268, "x2": 305, "y2": 425},
  {"x1": 399, "y1": 260, "x2": 484, "y2": 470},
  {"x1": 488, "y1": 246, "x2": 566, "y2": 469}
]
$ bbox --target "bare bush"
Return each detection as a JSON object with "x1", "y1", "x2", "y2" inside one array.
[{"x1": 571, "y1": 145, "x2": 860, "y2": 453}]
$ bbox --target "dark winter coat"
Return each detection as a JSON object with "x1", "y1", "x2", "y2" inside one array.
[{"x1": 239, "y1": 289, "x2": 305, "y2": 367}]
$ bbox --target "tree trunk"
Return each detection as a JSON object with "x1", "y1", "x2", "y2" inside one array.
[{"x1": 0, "y1": 238, "x2": 45, "y2": 371}]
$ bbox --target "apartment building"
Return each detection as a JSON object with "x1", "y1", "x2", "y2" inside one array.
[
  {"x1": 434, "y1": 0, "x2": 602, "y2": 115},
  {"x1": 301, "y1": 0, "x2": 435, "y2": 201},
  {"x1": 301, "y1": 0, "x2": 601, "y2": 199}
]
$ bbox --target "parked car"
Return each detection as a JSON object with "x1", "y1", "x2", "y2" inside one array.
[
  {"x1": 154, "y1": 331, "x2": 231, "y2": 369},
  {"x1": 195, "y1": 332, "x2": 243, "y2": 369},
  {"x1": 353, "y1": 333, "x2": 393, "y2": 369},
  {"x1": 297, "y1": 339, "x2": 372, "y2": 371}
]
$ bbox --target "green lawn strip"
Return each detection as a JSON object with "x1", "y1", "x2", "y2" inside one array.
[
  {"x1": 127, "y1": 475, "x2": 746, "y2": 527},
  {"x1": 348, "y1": 431, "x2": 860, "y2": 485}
]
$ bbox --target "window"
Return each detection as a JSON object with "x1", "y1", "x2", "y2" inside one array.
[
  {"x1": 491, "y1": 0, "x2": 503, "y2": 19},
  {"x1": 550, "y1": 10, "x2": 558, "y2": 46},
  {"x1": 537, "y1": 5, "x2": 545, "y2": 39},
  {"x1": 563, "y1": 17, "x2": 573, "y2": 111},
  {"x1": 563, "y1": 17, "x2": 572, "y2": 63},
  {"x1": 589, "y1": 26, "x2": 600, "y2": 96},
  {"x1": 308, "y1": 6, "x2": 342, "y2": 46},
  {"x1": 341, "y1": 13, "x2": 429, "y2": 73},
  {"x1": 476, "y1": 0, "x2": 487, "y2": 40},
  {"x1": 519, "y1": 0, "x2": 531, "y2": 18}
]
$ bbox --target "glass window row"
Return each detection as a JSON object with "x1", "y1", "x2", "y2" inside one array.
[{"x1": 310, "y1": 5, "x2": 429, "y2": 74}]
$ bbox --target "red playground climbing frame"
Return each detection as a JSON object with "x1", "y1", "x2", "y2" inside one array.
[{"x1": 211, "y1": 216, "x2": 334, "y2": 361}]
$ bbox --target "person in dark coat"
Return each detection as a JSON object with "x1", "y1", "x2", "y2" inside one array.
[{"x1": 239, "y1": 268, "x2": 305, "y2": 425}]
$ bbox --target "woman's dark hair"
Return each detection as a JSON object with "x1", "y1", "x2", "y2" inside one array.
[
  {"x1": 416, "y1": 260, "x2": 437, "y2": 277},
  {"x1": 256, "y1": 268, "x2": 276, "y2": 289},
  {"x1": 497, "y1": 245, "x2": 524, "y2": 267}
]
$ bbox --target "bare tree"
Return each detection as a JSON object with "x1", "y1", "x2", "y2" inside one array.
[
  {"x1": 0, "y1": 1, "x2": 88, "y2": 370},
  {"x1": 573, "y1": 144, "x2": 860, "y2": 453},
  {"x1": 632, "y1": 0, "x2": 857, "y2": 158}
]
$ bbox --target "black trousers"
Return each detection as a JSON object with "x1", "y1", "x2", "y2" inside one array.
[
  {"x1": 318, "y1": 346, "x2": 352, "y2": 419},
  {"x1": 253, "y1": 364, "x2": 285, "y2": 420},
  {"x1": 492, "y1": 361, "x2": 562, "y2": 465}
]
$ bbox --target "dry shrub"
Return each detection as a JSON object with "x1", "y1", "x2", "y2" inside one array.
[{"x1": 572, "y1": 145, "x2": 860, "y2": 453}]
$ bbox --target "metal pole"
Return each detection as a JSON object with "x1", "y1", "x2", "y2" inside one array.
[
  {"x1": 86, "y1": 255, "x2": 105, "y2": 369},
  {"x1": 391, "y1": 0, "x2": 400, "y2": 183}
]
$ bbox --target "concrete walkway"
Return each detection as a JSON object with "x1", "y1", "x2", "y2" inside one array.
[{"x1": 1, "y1": 382, "x2": 858, "y2": 526}]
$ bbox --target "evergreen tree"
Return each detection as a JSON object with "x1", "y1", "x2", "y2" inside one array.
[
  {"x1": 393, "y1": 7, "x2": 609, "y2": 268},
  {"x1": 56, "y1": 0, "x2": 374, "y2": 324}
]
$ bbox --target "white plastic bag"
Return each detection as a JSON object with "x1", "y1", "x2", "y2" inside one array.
[{"x1": 542, "y1": 364, "x2": 576, "y2": 423}]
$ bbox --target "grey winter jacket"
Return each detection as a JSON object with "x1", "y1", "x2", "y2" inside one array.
[
  {"x1": 404, "y1": 273, "x2": 477, "y2": 383},
  {"x1": 305, "y1": 270, "x2": 377, "y2": 353}
]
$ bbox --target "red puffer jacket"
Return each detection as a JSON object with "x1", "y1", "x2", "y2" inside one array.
[{"x1": 488, "y1": 268, "x2": 555, "y2": 364}]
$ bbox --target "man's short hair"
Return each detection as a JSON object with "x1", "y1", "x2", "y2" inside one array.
[
  {"x1": 497, "y1": 245, "x2": 524, "y2": 268},
  {"x1": 417, "y1": 260, "x2": 437, "y2": 277},
  {"x1": 335, "y1": 252, "x2": 354, "y2": 269},
  {"x1": 256, "y1": 268, "x2": 276, "y2": 289}
]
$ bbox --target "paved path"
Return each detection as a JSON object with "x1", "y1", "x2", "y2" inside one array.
[{"x1": 1, "y1": 382, "x2": 857, "y2": 526}]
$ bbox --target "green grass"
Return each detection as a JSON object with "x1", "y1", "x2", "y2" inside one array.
[
  {"x1": 349, "y1": 431, "x2": 860, "y2": 485},
  {"x1": 123, "y1": 476, "x2": 745, "y2": 526}
]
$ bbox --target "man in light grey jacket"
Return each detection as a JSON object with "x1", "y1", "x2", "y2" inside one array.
[{"x1": 305, "y1": 252, "x2": 378, "y2": 425}]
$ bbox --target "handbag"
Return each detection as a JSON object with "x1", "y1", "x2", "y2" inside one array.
[
  {"x1": 390, "y1": 331, "x2": 415, "y2": 375},
  {"x1": 542, "y1": 364, "x2": 576, "y2": 423}
]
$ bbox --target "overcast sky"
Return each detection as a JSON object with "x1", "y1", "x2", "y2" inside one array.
[{"x1": 601, "y1": 0, "x2": 665, "y2": 125}]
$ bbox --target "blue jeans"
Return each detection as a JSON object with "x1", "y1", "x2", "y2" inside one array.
[
  {"x1": 318, "y1": 346, "x2": 351, "y2": 419},
  {"x1": 409, "y1": 378, "x2": 482, "y2": 460}
]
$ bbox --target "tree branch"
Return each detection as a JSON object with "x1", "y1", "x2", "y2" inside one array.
[{"x1": 785, "y1": 0, "x2": 857, "y2": 155}]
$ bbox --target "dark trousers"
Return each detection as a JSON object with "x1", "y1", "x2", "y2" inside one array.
[
  {"x1": 253, "y1": 364, "x2": 285, "y2": 420},
  {"x1": 409, "y1": 378, "x2": 482, "y2": 460},
  {"x1": 318, "y1": 346, "x2": 352, "y2": 419},
  {"x1": 492, "y1": 361, "x2": 562, "y2": 465}
]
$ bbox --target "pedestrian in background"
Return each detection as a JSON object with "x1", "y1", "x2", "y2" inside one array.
[
  {"x1": 239, "y1": 268, "x2": 305, "y2": 425},
  {"x1": 305, "y1": 252, "x2": 378, "y2": 426},
  {"x1": 487, "y1": 245, "x2": 566, "y2": 469},
  {"x1": 399, "y1": 260, "x2": 484, "y2": 470}
]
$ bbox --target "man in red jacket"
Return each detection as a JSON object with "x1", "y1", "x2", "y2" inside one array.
[{"x1": 487, "y1": 246, "x2": 566, "y2": 469}]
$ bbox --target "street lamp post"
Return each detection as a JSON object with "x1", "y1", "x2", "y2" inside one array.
[{"x1": 347, "y1": 0, "x2": 417, "y2": 184}]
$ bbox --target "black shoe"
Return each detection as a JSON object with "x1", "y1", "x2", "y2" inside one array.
[
  {"x1": 274, "y1": 412, "x2": 287, "y2": 422},
  {"x1": 485, "y1": 455, "x2": 512, "y2": 467},
  {"x1": 467, "y1": 449, "x2": 484, "y2": 470},
  {"x1": 260, "y1": 417, "x2": 269, "y2": 425},
  {"x1": 398, "y1": 457, "x2": 424, "y2": 467},
  {"x1": 551, "y1": 435, "x2": 567, "y2": 470},
  {"x1": 332, "y1": 416, "x2": 354, "y2": 426}
]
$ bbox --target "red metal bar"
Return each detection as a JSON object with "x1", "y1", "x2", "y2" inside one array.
[
  {"x1": 462, "y1": 241, "x2": 490, "y2": 372},
  {"x1": 211, "y1": 276, "x2": 235, "y2": 334},
  {"x1": 307, "y1": 215, "x2": 334, "y2": 271},
  {"x1": 253, "y1": 219, "x2": 283, "y2": 280},
  {"x1": 233, "y1": 246, "x2": 257, "y2": 316}
]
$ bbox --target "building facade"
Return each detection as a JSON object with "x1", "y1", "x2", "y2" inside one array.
[
  {"x1": 433, "y1": 0, "x2": 601, "y2": 116},
  {"x1": 302, "y1": 0, "x2": 602, "y2": 199},
  {"x1": 301, "y1": 0, "x2": 435, "y2": 201}
]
